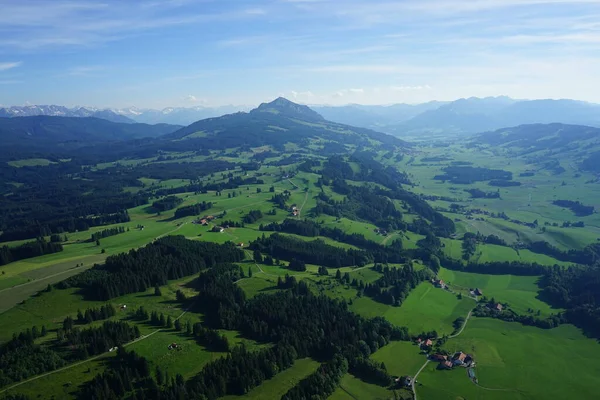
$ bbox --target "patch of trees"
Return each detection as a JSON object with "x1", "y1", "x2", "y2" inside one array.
[
  {"x1": 0, "y1": 238, "x2": 63, "y2": 266},
  {"x1": 90, "y1": 226, "x2": 125, "y2": 242},
  {"x1": 357, "y1": 264, "x2": 431, "y2": 306},
  {"x1": 77, "y1": 348, "x2": 153, "y2": 400},
  {"x1": 281, "y1": 354, "x2": 348, "y2": 400},
  {"x1": 489, "y1": 180, "x2": 521, "y2": 187},
  {"x1": 251, "y1": 233, "x2": 372, "y2": 268},
  {"x1": 60, "y1": 321, "x2": 140, "y2": 359},
  {"x1": 462, "y1": 232, "x2": 478, "y2": 260},
  {"x1": 260, "y1": 218, "x2": 407, "y2": 264},
  {"x1": 192, "y1": 323, "x2": 230, "y2": 352},
  {"x1": 242, "y1": 209, "x2": 263, "y2": 224},
  {"x1": 270, "y1": 190, "x2": 291, "y2": 209},
  {"x1": 60, "y1": 236, "x2": 244, "y2": 300},
  {"x1": 315, "y1": 182, "x2": 406, "y2": 232},
  {"x1": 151, "y1": 195, "x2": 183, "y2": 212},
  {"x1": 437, "y1": 255, "x2": 550, "y2": 276},
  {"x1": 552, "y1": 200, "x2": 595, "y2": 216},
  {"x1": 472, "y1": 302, "x2": 565, "y2": 330},
  {"x1": 71, "y1": 304, "x2": 117, "y2": 325},
  {"x1": 0, "y1": 327, "x2": 61, "y2": 389},
  {"x1": 526, "y1": 241, "x2": 600, "y2": 265},
  {"x1": 434, "y1": 166, "x2": 513, "y2": 184},
  {"x1": 465, "y1": 188, "x2": 500, "y2": 199},
  {"x1": 173, "y1": 201, "x2": 212, "y2": 218},
  {"x1": 539, "y1": 266, "x2": 600, "y2": 339}
]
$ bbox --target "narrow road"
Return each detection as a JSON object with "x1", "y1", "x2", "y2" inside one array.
[
  {"x1": 0, "y1": 303, "x2": 194, "y2": 395},
  {"x1": 411, "y1": 360, "x2": 430, "y2": 400},
  {"x1": 449, "y1": 310, "x2": 473, "y2": 338},
  {"x1": 297, "y1": 189, "x2": 309, "y2": 217}
]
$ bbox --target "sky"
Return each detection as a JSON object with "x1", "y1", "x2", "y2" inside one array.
[{"x1": 1, "y1": 0, "x2": 600, "y2": 109}]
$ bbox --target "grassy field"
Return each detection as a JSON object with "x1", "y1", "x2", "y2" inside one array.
[
  {"x1": 417, "y1": 318, "x2": 600, "y2": 400},
  {"x1": 7, "y1": 158, "x2": 57, "y2": 167},
  {"x1": 371, "y1": 340, "x2": 426, "y2": 378},
  {"x1": 222, "y1": 358, "x2": 320, "y2": 400},
  {"x1": 349, "y1": 282, "x2": 474, "y2": 335},
  {"x1": 329, "y1": 374, "x2": 398, "y2": 400},
  {"x1": 438, "y1": 267, "x2": 561, "y2": 316}
]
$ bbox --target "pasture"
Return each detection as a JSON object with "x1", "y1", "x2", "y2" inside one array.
[
  {"x1": 437, "y1": 267, "x2": 560, "y2": 316},
  {"x1": 418, "y1": 318, "x2": 600, "y2": 400},
  {"x1": 350, "y1": 282, "x2": 474, "y2": 335},
  {"x1": 371, "y1": 340, "x2": 426, "y2": 379}
]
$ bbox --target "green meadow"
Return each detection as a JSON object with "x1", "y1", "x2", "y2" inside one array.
[
  {"x1": 418, "y1": 318, "x2": 600, "y2": 400},
  {"x1": 222, "y1": 358, "x2": 320, "y2": 400},
  {"x1": 350, "y1": 282, "x2": 474, "y2": 335},
  {"x1": 438, "y1": 267, "x2": 560, "y2": 316}
]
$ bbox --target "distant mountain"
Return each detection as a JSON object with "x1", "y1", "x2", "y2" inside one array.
[
  {"x1": 472, "y1": 123, "x2": 600, "y2": 173},
  {"x1": 115, "y1": 105, "x2": 251, "y2": 125},
  {"x1": 0, "y1": 116, "x2": 181, "y2": 153},
  {"x1": 312, "y1": 101, "x2": 447, "y2": 131},
  {"x1": 168, "y1": 97, "x2": 407, "y2": 151},
  {"x1": 0, "y1": 105, "x2": 135, "y2": 124},
  {"x1": 389, "y1": 97, "x2": 600, "y2": 136}
]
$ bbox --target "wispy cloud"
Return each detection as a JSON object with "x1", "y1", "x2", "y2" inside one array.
[
  {"x1": 0, "y1": 1, "x2": 268, "y2": 50},
  {"x1": 0, "y1": 61, "x2": 22, "y2": 71}
]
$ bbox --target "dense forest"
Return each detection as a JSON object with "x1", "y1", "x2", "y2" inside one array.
[
  {"x1": 434, "y1": 166, "x2": 513, "y2": 184},
  {"x1": 251, "y1": 233, "x2": 373, "y2": 268},
  {"x1": 552, "y1": 199, "x2": 595, "y2": 216},
  {"x1": 60, "y1": 236, "x2": 244, "y2": 300},
  {"x1": 173, "y1": 201, "x2": 212, "y2": 218},
  {"x1": 0, "y1": 238, "x2": 63, "y2": 266}
]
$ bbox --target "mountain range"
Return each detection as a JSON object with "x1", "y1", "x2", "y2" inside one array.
[
  {"x1": 0, "y1": 98, "x2": 404, "y2": 161},
  {"x1": 4, "y1": 97, "x2": 600, "y2": 138},
  {"x1": 0, "y1": 105, "x2": 135, "y2": 124}
]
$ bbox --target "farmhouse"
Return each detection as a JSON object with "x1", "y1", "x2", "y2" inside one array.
[
  {"x1": 453, "y1": 352, "x2": 467, "y2": 366},
  {"x1": 421, "y1": 339, "x2": 433, "y2": 350},
  {"x1": 474, "y1": 288, "x2": 483, "y2": 296},
  {"x1": 237, "y1": 242, "x2": 244, "y2": 247},
  {"x1": 494, "y1": 303, "x2": 503, "y2": 311},
  {"x1": 431, "y1": 354, "x2": 447, "y2": 362},
  {"x1": 440, "y1": 360, "x2": 453, "y2": 370},
  {"x1": 433, "y1": 279, "x2": 446, "y2": 289}
]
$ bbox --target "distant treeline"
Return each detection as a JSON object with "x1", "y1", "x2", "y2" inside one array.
[
  {"x1": 0, "y1": 238, "x2": 63, "y2": 266},
  {"x1": 152, "y1": 195, "x2": 183, "y2": 212},
  {"x1": 552, "y1": 199, "x2": 595, "y2": 216},
  {"x1": 434, "y1": 166, "x2": 513, "y2": 184},
  {"x1": 90, "y1": 226, "x2": 125, "y2": 242},
  {"x1": 152, "y1": 176, "x2": 264, "y2": 198},
  {"x1": 465, "y1": 188, "x2": 500, "y2": 199},
  {"x1": 251, "y1": 233, "x2": 372, "y2": 268},
  {"x1": 260, "y1": 218, "x2": 407, "y2": 264},
  {"x1": 489, "y1": 179, "x2": 521, "y2": 187},
  {"x1": 60, "y1": 236, "x2": 244, "y2": 300},
  {"x1": 242, "y1": 209, "x2": 263, "y2": 224},
  {"x1": 539, "y1": 266, "x2": 600, "y2": 339},
  {"x1": 173, "y1": 201, "x2": 212, "y2": 218},
  {"x1": 526, "y1": 241, "x2": 600, "y2": 265}
]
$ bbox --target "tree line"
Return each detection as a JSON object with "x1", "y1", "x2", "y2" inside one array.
[
  {"x1": 90, "y1": 226, "x2": 126, "y2": 242},
  {"x1": 251, "y1": 233, "x2": 373, "y2": 268},
  {"x1": 0, "y1": 238, "x2": 63, "y2": 266},
  {"x1": 59, "y1": 236, "x2": 244, "y2": 300},
  {"x1": 173, "y1": 201, "x2": 212, "y2": 218}
]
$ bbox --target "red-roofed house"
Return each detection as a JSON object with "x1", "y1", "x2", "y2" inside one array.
[
  {"x1": 453, "y1": 352, "x2": 467, "y2": 365},
  {"x1": 440, "y1": 361, "x2": 453, "y2": 370}
]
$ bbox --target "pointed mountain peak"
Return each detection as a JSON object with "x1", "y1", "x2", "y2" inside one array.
[{"x1": 252, "y1": 97, "x2": 324, "y2": 121}]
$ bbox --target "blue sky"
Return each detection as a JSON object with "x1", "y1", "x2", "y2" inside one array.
[{"x1": 1, "y1": 0, "x2": 600, "y2": 108}]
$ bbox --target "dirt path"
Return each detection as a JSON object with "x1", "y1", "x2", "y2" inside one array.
[{"x1": 297, "y1": 190, "x2": 309, "y2": 217}]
